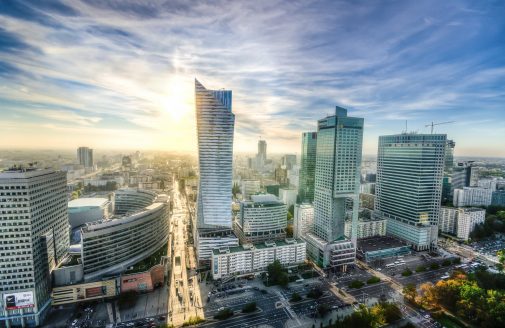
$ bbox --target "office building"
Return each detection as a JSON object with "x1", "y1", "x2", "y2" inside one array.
[
  {"x1": 492, "y1": 190, "x2": 505, "y2": 206},
  {"x1": 255, "y1": 139, "x2": 267, "y2": 170},
  {"x1": 375, "y1": 133, "x2": 446, "y2": 251},
  {"x1": 194, "y1": 79, "x2": 238, "y2": 264},
  {"x1": 0, "y1": 168, "x2": 70, "y2": 327},
  {"x1": 442, "y1": 140, "x2": 455, "y2": 203},
  {"x1": 241, "y1": 180, "x2": 260, "y2": 200},
  {"x1": 80, "y1": 194, "x2": 169, "y2": 281},
  {"x1": 304, "y1": 107, "x2": 363, "y2": 269},
  {"x1": 114, "y1": 188, "x2": 158, "y2": 215},
  {"x1": 453, "y1": 187, "x2": 492, "y2": 207},
  {"x1": 452, "y1": 161, "x2": 478, "y2": 192},
  {"x1": 68, "y1": 198, "x2": 112, "y2": 228},
  {"x1": 77, "y1": 147, "x2": 94, "y2": 168},
  {"x1": 234, "y1": 194, "x2": 287, "y2": 244},
  {"x1": 211, "y1": 239, "x2": 306, "y2": 279},
  {"x1": 294, "y1": 203, "x2": 314, "y2": 239},
  {"x1": 298, "y1": 132, "x2": 317, "y2": 203}
]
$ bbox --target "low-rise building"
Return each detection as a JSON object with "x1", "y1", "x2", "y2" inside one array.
[
  {"x1": 51, "y1": 279, "x2": 118, "y2": 306},
  {"x1": 211, "y1": 239, "x2": 306, "y2": 279},
  {"x1": 453, "y1": 187, "x2": 492, "y2": 207},
  {"x1": 234, "y1": 194, "x2": 287, "y2": 244},
  {"x1": 357, "y1": 236, "x2": 411, "y2": 262},
  {"x1": 68, "y1": 198, "x2": 112, "y2": 228},
  {"x1": 81, "y1": 194, "x2": 169, "y2": 281},
  {"x1": 344, "y1": 217, "x2": 386, "y2": 239}
]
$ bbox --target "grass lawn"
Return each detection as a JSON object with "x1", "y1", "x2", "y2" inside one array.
[{"x1": 436, "y1": 314, "x2": 466, "y2": 328}]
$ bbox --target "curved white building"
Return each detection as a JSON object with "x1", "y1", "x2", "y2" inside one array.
[
  {"x1": 114, "y1": 188, "x2": 157, "y2": 215},
  {"x1": 81, "y1": 193, "x2": 169, "y2": 281}
]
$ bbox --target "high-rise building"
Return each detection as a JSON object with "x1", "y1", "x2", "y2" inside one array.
[
  {"x1": 77, "y1": 147, "x2": 94, "y2": 168},
  {"x1": 255, "y1": 139, "x2": 267, "y2": 170},
  {"x1": 451, "y1": 161, "x2": 478, "y2": 193},
  {"x1": 234, "y1": 194, "x2": 287, "y2": 244},
  {"x1": 194, "y1": 79, "x2": 238, "y2": 263},
  {"x1": 298, "y1": 132, "x2": 317, "y2": 204},
  {"x1": 304, "y1": 107, "x2": 363, "y2": 269},
  {"x1": 282, "y1": 155, "x2": 297, "y2": 170},
  {"x1": 0, "y1": 167, "x2": 70, "y2": 327},
  {"x1": 442, "y1": 140, "x2": 455, "y2": 204},
  {"x1": 375, "y1": 133, "x2": 447, "y2": 251}
]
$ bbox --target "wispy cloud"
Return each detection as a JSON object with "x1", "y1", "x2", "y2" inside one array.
[{"x1": 0, "y1": 0, "x2": 504, "y2": 156}]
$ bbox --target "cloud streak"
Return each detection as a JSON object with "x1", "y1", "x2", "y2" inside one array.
[{"x1": 0, "y1": 0, "x2": 504, "y2": 156}]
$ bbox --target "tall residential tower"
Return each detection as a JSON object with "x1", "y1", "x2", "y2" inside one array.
[
  {"x1": 194, "y1": 79, "x2": 238, "y2": 263},
  {"x1": 375, "y1": 133, "x2": 447, "y2": 250},
  {"x1": 77, "y1": 147, "x2": 93, "y2": 168}
]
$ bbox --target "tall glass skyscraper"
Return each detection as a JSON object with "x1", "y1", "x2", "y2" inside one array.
[
  {"x1": 298, "y1": 132, "x2": 317, "y2": 204},
  {"x1": 195, "y1": 79, "x2": 234, "y2": 229},
  {"x1": 304, "y1": 107, "x2": 363, "y2": 269},
  {"x1": 194, "y1": 79, "x2": 238, "y2": 263},
  {"x1": 375, "y1": 133, "x2": 447, "y2": 250}
]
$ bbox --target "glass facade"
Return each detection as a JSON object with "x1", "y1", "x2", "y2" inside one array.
[
  {"x1": 375, "y1": 133, "x2": 447, "y2": 250},
  {"x1": 313, "y1": 107, "x2": 363, "y2": 244},
  {"x1": 298, "y1": 132, "x2": 317, "y2": 203},
  {"x1": 195, "y1": 79, "x2": 234, "y2": 229}
]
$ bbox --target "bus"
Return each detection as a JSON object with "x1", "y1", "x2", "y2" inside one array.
[{"x1": 386, "y1": 263, "x2": 395, "y2": 268}]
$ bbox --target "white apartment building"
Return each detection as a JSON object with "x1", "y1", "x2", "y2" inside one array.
[
  {"x1": 439, "y1": 207, "x2": 485, "y2": 241},
  {"x1": 211, "y1": 239, "x2": 306, "y2": 279},
  {"x1": 439, "y1": 207, "x2": 458, "y2": 234},
  {"x1": 294, "y1": 203, "x2": 314, "y2": 239},
  {"x1": 456, "y1": 208, "x2": 485, "y2": 240},
  {"x1": 453, "y1": 187, "x2": 493, "y2": 207},
  {"x1": 0, "y1": 168, "x2": 70, "y2": 327},
  {"x1": 344, "y1": 218, "x2": 386, "y2": 239}
]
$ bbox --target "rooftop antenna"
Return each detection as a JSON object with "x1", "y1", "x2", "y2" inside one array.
[{"x1": 425, "y1": 121, "x2": 455, "y2": 134}]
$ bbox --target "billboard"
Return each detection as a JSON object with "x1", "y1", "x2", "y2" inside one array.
[{"x1": 4, "y1": 292, "x2": 34, "y2": 310}]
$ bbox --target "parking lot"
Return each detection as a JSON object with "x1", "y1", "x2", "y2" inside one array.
[
  {"x1": 469, "y1": 237, "x2": 505, "y2": 261},
  {"x1": 202, "y1": 277, "x2": 351, "y2": 328}
]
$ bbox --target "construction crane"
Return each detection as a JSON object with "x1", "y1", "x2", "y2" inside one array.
[{"x1": 425, "y1": 121, "x2": 455, "y2": 134}]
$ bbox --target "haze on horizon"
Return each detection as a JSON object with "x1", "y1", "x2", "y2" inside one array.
[{"x1": 0, "y1": 1, "x2": 504, "y2": 157}]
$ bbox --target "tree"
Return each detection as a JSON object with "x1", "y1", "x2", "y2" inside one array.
[
  {"x1": 415, "y1": 265, "x2": 427, "y2": 273},
  {"x1": 266, "y1": 260, "x2": 288, "y2": 287},
  {"x1": 290, "y1": 292, "x2": 302, "y2": 302},
  {"x1": 214, "y1": 308, "x2": 234, "y2": 320},
  {"x1": 317, "y1": 303, "x2": 330, "y2": 317},
  {"x1": 402, "y1": 268, "x2": 413, "y2": 277},
  {"x1": 430, "y1": 263, "x2": 440, "y2": 270},
  {"x1": 286, "y1": 224, "x2": 294, "y2": 238},
  {"x1": 349, "y1": 280, "x2": 365, "y2": 289},
  {"x1": 307, "y1": 287, "x2": 323, "y2": 299},
  {"x1": 367, "y1": 276, "x2": 380, "y2": 284},
  {"x1": 403, "y1": 283, "x2": 417, "y2": 303},
  {"x1": 232, "y1": 182, "x2": 240, "y2": 197},
  {"x1": 242, "y1": 302, "x2": 257, "y2": 313},
  {"x1": 418, "y1": 282, "x2": 437, "y2": 309}
]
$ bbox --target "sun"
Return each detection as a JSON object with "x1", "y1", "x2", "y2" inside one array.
[{"x1": 162, "y1": 75, "x2": 193, "y2": 122}]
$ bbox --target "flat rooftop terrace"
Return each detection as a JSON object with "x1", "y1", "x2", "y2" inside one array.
[{"x1": 357, "y1": 236, "x2": 408, "y2": 253}]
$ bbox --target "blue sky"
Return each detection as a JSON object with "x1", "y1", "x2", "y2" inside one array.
[{"x1": 0, "y1": 0, "x2": 504, "y2": 156}]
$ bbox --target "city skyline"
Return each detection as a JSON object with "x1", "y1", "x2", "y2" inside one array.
[{"x1": 1, "y1": 1, "x2": 504, "y2": 156}]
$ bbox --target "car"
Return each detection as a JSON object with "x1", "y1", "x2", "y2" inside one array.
[
  {"x1": 424, "y1": 314, "x2": 430, "y2": 319},
  {"x1": 218, "y1": 307, "x2": 225, "y2": 311}
]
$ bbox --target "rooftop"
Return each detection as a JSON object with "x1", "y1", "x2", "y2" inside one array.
[
  {"x1": 68, "y1": 197, "x2": 109, "y2": 208},
  {"x1": 357, "y1": 236, "x2": 408, "y2": 253},
  {"x1": 212, "y1": 238, "x2": 304, "y2": 255}
]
